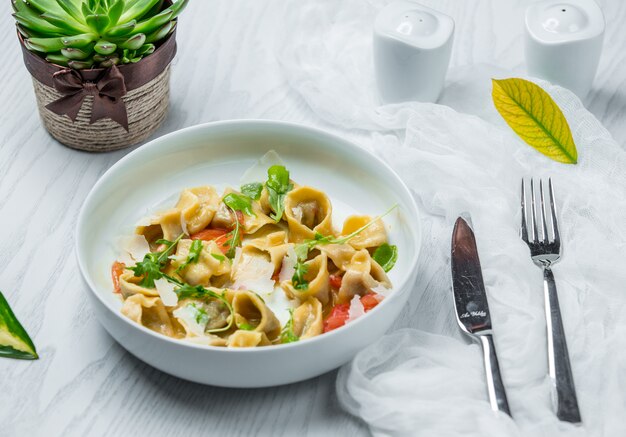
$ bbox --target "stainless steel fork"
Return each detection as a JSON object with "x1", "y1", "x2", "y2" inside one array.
[{"x1": 520, "y1": 178, "x2": 581, "y2": 424}]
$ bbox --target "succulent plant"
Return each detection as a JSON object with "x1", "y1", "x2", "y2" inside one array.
[{"x1": 13, "y1": 0, "x2": 188, "y2": 69}]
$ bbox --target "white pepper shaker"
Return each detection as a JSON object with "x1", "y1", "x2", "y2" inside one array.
[
  {"x1": 373, "y1": 1, "x2": 454, "y2": 104},
  {"x1": 525, "y1": 0, "x2": 605, "y2": 98}
]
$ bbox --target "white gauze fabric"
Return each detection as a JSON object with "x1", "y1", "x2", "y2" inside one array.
[{"x1": 280, "y1": 1, "x2": 626, "y2": 436}]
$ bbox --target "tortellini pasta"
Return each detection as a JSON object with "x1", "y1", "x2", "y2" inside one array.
[{"x1": 112, "y1": 162, "x2": 396, "y2": 348}]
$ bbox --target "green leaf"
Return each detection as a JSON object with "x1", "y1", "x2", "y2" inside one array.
[
  {"x1": 107, "y1": 0, "x2": 124, "y2": 25},
  {"x1": 105, "y1": 20, "x2": 137, "y2": 37},
  {"x1": 223, "y1": 193, "x2": 255, "y2": 217},
  {"x1": 0, "y1": 291, "x2": 38, "y2": 360},
  {"x1": 133, "y1": 9, "x2": 173, "y2": 34},
  {"x1": 128, "y1": 234, "x2": 182, "y2": 288},
  {"x1": 62, "y1": 33, "x2": 98, "y2": 48},
  {"x1": 86, "y1": 14, "x2": 110, "y2": 34},
  {"x1": 166, "y1": 0, "x2": 189, "y2": 19},
  {"x1": 241, "y1": 182, "x2": 263, "y2": 201},
  {"x1": 144, "y1": 20, "x2": 174, "y2": 43},
  {"x1": 175, "y1": 239, "x2": 203, "y2": 273},
  {"x1": 291, "y1": 262, "x2": 309, "y2": 290},
  {"x1": 238, "y1": 322, "x2": 254, "y2": 331},
  {"x1": 265, "y1": 165, "x2": 293, "y2": 221},
  {"x1": 492, "y1": 78, "x2": 578, "y2": 164},
  {"x1": 61, "y1": 46, "x2": 93, "y2": 60},
  {"x1": 211, "y1": 253, "x2": 225, "y2": 262},
  {"x1": 40, "y1": 12, "x2": 87, "y2": 34},
  {"x1": 94, "y1": 40, "x2": 116, "y2": 54},
  {"x1": 54, "y1": 0, "x2": 83, "y2": 22},
  {"x1": 372, "y1": 243, "x2": 398, "y2": 273},
  {"x1": 13, "y1": 0, "x2": 67, "y2": 35},
  {"x1": 119, "y1": 33, "x2": 146, "y2": 50},
  {"x1": 120, "y1": 0, "x2": 162, "y2": 22},
  {"x1": 25, "y1": 36, "x2": 66, "y2": 52},
  {"x1": 279, "y1": 309, "x2": 299, "y2": 344},
  {"x1": 45, "y1": 53, "x2": 70, "y2": 66}
]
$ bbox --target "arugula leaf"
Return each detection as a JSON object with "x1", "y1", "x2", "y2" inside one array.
[
  {"x1": 280, "y1": 309, "x2": 299, "y2": 344},
  {"x1": 238, "y1": 322, "x2": 254, "y2": 331},
  {"x1": 128, "y1": 234, "x2": 183, "y2": 288},
  {"x1": 292, "y1": 262, "x2": 309, "y2": 290},
  {"x1": 293, "y1": 205, "x2": 398, "y2": 261},
  {"x1": 211, "y1": 253, "x2": 225, "y2": 262},
  {"x1": 223, "y1": 192, "x2": 256, "y2": 217},
  {"x1": 175, "y1": 239, "x2": 203, "y2": 273},
  {"x1": 241, "y1": 182, "x2": 263, "y2": 200},
  {"x1": 223, "y1": 206, "x2": 241, "y2": 259},
  {"x1": 265, "y1": 165, "x2": 293, "y2": 221},
  {"x1": 372, "y1": 243, "x2": 398, "y2": 272}
]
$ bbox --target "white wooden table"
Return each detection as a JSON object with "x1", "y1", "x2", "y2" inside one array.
[{"x1": 1, "y1": 1, "x2": 625, "y2": 435}]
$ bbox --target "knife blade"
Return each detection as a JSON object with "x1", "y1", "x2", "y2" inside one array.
[{"x1": 451, "y1": 216, "x2": 512, "y2": 417}]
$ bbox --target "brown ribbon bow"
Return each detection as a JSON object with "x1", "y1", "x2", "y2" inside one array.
[{"x1": 45, "y1": 65, "x2": 129, "y2": 131}]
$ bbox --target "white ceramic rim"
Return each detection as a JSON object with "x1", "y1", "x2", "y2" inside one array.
[{"x1": 75, "y1": 119, "x2": 422, "y2": 354}]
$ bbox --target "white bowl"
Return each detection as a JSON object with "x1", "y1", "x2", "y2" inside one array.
[{"x1": 76, "y1": 120, "x2": 421, "y2": 387}]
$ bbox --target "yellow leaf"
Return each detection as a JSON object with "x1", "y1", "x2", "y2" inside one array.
[{"x1": 492, "y1": 78, "x2": 578, "y2": 164}]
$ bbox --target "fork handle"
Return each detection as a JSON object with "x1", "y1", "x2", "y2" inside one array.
[{"x1": 544, "y1": 267, "x2": 582, "y2": 423}]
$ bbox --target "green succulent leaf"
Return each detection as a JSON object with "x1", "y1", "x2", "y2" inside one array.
[
  {"x1": 107, "y1": 0, "x2": 124, "y2": 25},
  {"x1": 120, "y1": 0, "x2": 162, "y2": 22},
  {"x1": 27, "y1": 0, "x2": 66, "y2": 15},
  {"x1": 167, "y1": 0, "x2": 189, "y2": 19},
  {"x1": 135, "y1": 43, "x2": 154, "y2": 56},
  {"x1": 40, "y1": 12, "x2": 87, "y2": 34},
  {"x1": 61, "y1": 46, "x2": 93, "y2": 60},
  {"x1": 134, "y1": 9, "x2": 173, "y2": 34},
  {"x1": 144, "y1": 20, "x2": 174, "y2": 43},
  {"x1": 25, "y1": 36, "x2": 66, "y2": 52},
  {"x1": 86, "y1": 14, "x2": 111, "y2": 34},
  {"x1": 62, "y1": 33, "x2": 97, "y2": 48},
  {"x1": 94, "y1": 40, "x2": 117, "y2": 54},
  {"x1": 119, "y1": 32, "x2": 146, "y2": 49},
  {"x1": 54, "y1": 0, "x2": 83, "y2": 22},
  {"x1": 68, "y1": 59, "x2": 94, "y2": 69},
  {"x1": 45, "y1": 52, "x2": 70, "y2": 65},
  {"x1": 13, "y1": 0, "x2": 67, "y2": 35},
  {"x1": 104, "y1": 20, "x2": 137, "y2": 37}
]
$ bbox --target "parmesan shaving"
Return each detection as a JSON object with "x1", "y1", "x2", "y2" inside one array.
[
  {"x1": 348, "y1": 295, "x2": 365, "y2": 321},
  {"x1": 264, "y1": 286, "x2": 298, "y2": 326},
  {"x1": 278, "y1": 246, "x2": 297, "y2": 282},
  {"x1": 173, "y1": 304, "x2": 207, "y2": 336},
  {"x1": 291, "y1": 206, "x2": 303, "y2": 223},
  {"x1": 154, "y1": 278, "x2": 178, "y2": 307},
  {"x1": 180, "y1": 210, "x2": 188, "y2": 236},
  {"x1": 117, "y1": 235, "x2": 151, "y2": 265},
  {"x1": 232, "y1": 253, "x2": 276, "y2": 294},
  {"x1": 135, "y1": 214, "x2": 159, "y2": 227},
  {"x1": 239, "y1": 150, "x2": 285, "y2": 185},
  {"x1": 371, "y1": 282, "x2": 392, "y2": 297}
]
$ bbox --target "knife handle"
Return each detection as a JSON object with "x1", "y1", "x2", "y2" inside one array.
[
  {"x1": 543, "y1": 267, "x2": 582, "y2": 423},
  {"x1": 479, "y1": 334, "x2": 512, "y2": 416}
]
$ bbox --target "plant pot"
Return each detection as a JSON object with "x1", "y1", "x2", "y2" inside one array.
[{"x1": 18, "y1": 31, "x2": 177, "y2": 152}]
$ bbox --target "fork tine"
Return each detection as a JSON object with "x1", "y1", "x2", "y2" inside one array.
[
  {"x1": 539, "y1": 179, "x2": 550, "y2": 243},
  {"x1": 530, "y1": 179, "x2": 539, "y2": 243},
  {"x1": 520, "y1": 179, "x2": 529, "y2": 243},
  {"x1": 548, "y1": 178, "x2": 560, "y2": 245}
]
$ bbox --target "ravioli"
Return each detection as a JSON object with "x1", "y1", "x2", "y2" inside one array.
[{"x1": 111, "y1": 160, "x2": 396, "y2": 347}]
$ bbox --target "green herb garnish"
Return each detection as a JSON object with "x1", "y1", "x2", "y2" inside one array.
[
  {"x1": 241, "y1": 182, "x2": 263, "y2": 200},
  {"x1": 223, "y1": 206, "x2": 241, "y2": 259},
  {"x1": 175, "y1": 239, "x2": 203, "y2": 273},
  {"x1": 265, "y1": 165, "x2": 293, "y2": 221},
  {"x1": 294, "y1": 205, "x2": 398, "y2": 261},
  {"x1": 223, "y1": 192, "x2": 256, "y2": 217},
  {"x1": 189, "y1": 303, "x2": 209, "y2": 325},
  {"x1": 291, "y1": 262, "x2": 309, "y2": 290},
  {"x1": 280, "y1": 309, "x2": 299, "y2": 344},
  {"x1": 238, "y1": 322, "x2": 254, "y2": 331},
  {"x1": 372, "y1": 243, "x2": 398, "y2": 272},
  {"x1": 0, "y1": 291, "x2": 38, "y2": 360},
  {"x1": 128, "y1": 234, "x2": 183, "y2": 288},
  {"x1": 211, "y1": 253, "x2": 225, "y2": 262}
]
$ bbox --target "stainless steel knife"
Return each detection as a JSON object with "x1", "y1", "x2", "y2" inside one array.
[{"x1": 451, "y1": 216, "x2": 512, "y2": 416}]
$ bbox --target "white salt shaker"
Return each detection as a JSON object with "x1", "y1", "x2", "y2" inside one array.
[
  {"x1": 525, "y1": 0, "x2": 605, "y2": 98},
  {"x1": 373, "y1": 1, "x2": 454, "y2": 104}
]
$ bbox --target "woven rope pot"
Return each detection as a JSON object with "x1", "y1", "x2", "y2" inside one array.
[{"x1": 18, "y1": 31, "x2": 177, "y2": 152}]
